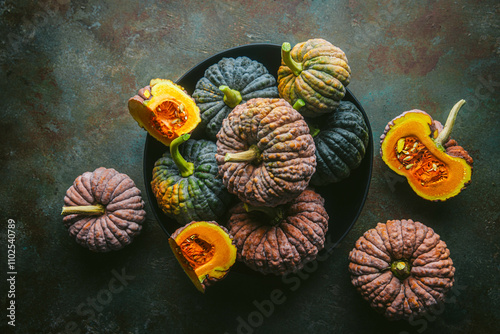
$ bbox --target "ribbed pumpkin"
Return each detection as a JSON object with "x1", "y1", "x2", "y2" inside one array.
[
  {"x1": 192, "y1": 56, "x2": 279, "y2": 140},
  {"x1": 62, "y1": 167, "x2": 146, "y2": 252},
  {"x1": 151, "y1": 134, "x2": 233, "y2": 225},
  {"x1": 216, "y1": 98, "x2": 316, "y2": 207},
  {"x1": 380, "y1": 100, "x2": 473, "y2": 201},
  {"x1": 300, "y1": 100, "x2": 370, "y2": 185},
  {"x1": 348, "y1": 219, "x2": 455, "y2": 321},
  {"x1": 278, "y1": 39, "x2": 351, "y2": 117},
  {"x1": 227, "y1": 188, "x2": 329, "y2": 275}
]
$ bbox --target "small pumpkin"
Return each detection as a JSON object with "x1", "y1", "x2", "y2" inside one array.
[
  {"x1": 61, "y1": 167, "x2": 146, "y2": 252},
  {"x1": 128, "y1": 79, "x2": 201, "y2": 146},
  {"x1": 151, "y1": 134, "x2": 233, "y2": 225},
  {"x1": 192, "y1": 56, "x2": 279, "y2": 140},
  {"x1": 278, "y1": 39, "x2": 351, "y2": 117},
  {"x1": 348, "y1": 219, "x2": 455, "y2": 321},
  {"x1": 380, "y1": 100, "x2": 473, "y2": 201},
  {"x1": 294, "y1": 100, "x2": 369, "y2": 185},
  {"x1": 227, "y1": 188, "x2": 329, "y2": 275},
  {"x1": 215, "y1": 98, "x2": 316, "y2": 207},
  {"x1": 169, "y1": 221, "x2": 237, "y2": 293}
]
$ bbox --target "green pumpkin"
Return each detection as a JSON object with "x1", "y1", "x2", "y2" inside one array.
[
  {"x1": 151, "y1": 134, "x2": 233, "y2": 225},
  {"x1": 192, "y1": 56, "x2": 279, "y2": 140},
  {"x1": 306, "y1": 101, "x2": 369, "y2": 185}
]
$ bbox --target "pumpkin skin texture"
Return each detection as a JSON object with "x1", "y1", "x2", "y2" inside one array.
[
  {"x1": 169, "y1": 221, "x2": 237, "y2": 293},
  {"x1": 151, "y1": 134, "x2": 233, "y2": 225},
  {"x1": 380, "y1": 100, "x2": 473, "y2": 201},
  {"x1": 227, "y1": 189, "x2": 329, "y2": 275},
  {"x1": 215, "y1": 98, "x2": 316, "y2": 207},
  {"x1": 128, "y1": 79, "x2": 201, "y2": 146},
  {"x1": 308, "y1": 101, "x2": 369, "y2": 185},
  {"x1": 192, "y1": 56, "x2": 279, "y2": 140},
  {"x1": 278, "y1": 39, "x2": 351, "y2": 117},
  {"x1": 348, "y1": 219, "x2": 455, "y2": 321},
  {"x1": 62, "y1": 167, "x2": 146, "y2": 252}
]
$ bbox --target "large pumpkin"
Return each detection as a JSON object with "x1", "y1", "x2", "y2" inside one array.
[
  {"x1": 348, "y1": 219, "x2": 455, "y2": 321},
  {"x1": 61, "y1": 167, "x2": 146, "y2": 252},
  {"x1": 151, "y1": 134, "x2": 233, "y2": 225},
  {"x1": 215, "y1": 98, "x2": 316, "y2": 207},
  {"x1": 227, "y1": 188, "x2": 329, "y2": 275},
  {"x1": 278, "y1": 39, "x2": 351, "y2": 117},
  {"x1": 380, "y1": 100, "x2": 473, "y2": 201},
  {"x1": 192, "y1": 56, "x2": 279, "y2": 140}
]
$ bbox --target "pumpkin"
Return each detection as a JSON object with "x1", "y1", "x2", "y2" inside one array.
[
  {"x1": 380, "y1": 100, "x2": 473, "y2": 201},
  {"x1": 277, "y1": 39, "x2": 351, "y2": 117},
  {"x1": 215, "y1": 98, "x2": 316, "y2": 207},
  {"x1": 151, "y1": 134, "x2": 233, "y2": 225},
  {"x1": 169, "y1": 221, "x2": 237, "y2": 293},
  {"x1": 192, "y1": 56, "x2": 279, "y2": 140},
  {"x1": 61, "y1": 167, "x2": 146, "y2": 252},
  {"x1": 348, "y1": 219, "x2": 455, "y2": 321},
  {"x1": 294, "y1": 100, "x2": 369, "y2": 185},
  {"x1": 227, "y1": 188, "x2": 329, "y2": 275},
  {"x1": 128, "y1": 79, "x2": 201, "y2": 146}
]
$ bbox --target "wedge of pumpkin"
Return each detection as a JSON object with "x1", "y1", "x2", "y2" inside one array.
[
  {"x1": 169, "y1": 221, "x2": 237, "y2": 293},
  {"x1": 128, "y1": 79, "x2": 201, "y2": 146},
  {"x1": 380, "y1": 100, "x2": 473, "y2": 201}
]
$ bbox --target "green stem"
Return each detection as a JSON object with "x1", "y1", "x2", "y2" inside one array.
[
  {"x1": 390, "y1": 259, "x2": 411, "y2": 281},
  {"x1": 219, "y1": 85, "x2": 242, "y2": 108},
  {"x1": 293, "y1": 99, "x2": 320, "y2": 137},
  {"x1": 434, "y1": 99, "x2": 466, "y2": 148},
  {"x1": 292, "y1": 99, "x2": 305, "y2": 111},
  {"x1": 224, "y1": 145, "x2": 261, "y2": 163},
  {"x1": 61, "y1": 204, "x2": 105, "y2": 216},
  {"x1": 170, "y1": 133, "x2": 194, "y2": 177},
  {"x1": 281, "y1": 42, "x2": 303, "y2": 76},
  {"x1": 244, "y1": 203, "x2": 284, "y2": 226}
]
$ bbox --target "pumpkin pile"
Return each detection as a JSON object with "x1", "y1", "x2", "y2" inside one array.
[{"x1": 127, "y1": 38, "x2": 371, "y2": 291}]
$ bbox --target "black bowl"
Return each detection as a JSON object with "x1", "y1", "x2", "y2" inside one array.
[{"x1": 143, "y1": 43, "x2": 373, "y2": 253}]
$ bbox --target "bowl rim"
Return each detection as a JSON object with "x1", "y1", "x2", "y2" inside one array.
[{"x1": 141, "y1": 42, "x2": 373, "y2": 252}]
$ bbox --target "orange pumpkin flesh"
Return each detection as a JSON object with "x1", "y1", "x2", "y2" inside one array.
[
  {"x1": 380, "y1": 100, "x2": 472, "y2": 201},
  {"x1": 169, "y1": 221, "x2": 237, "y2": 293},
  {"x1": 128, "y1": 79, "x2": 201, "y2": 146}
]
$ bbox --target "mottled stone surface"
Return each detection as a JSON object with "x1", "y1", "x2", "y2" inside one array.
[{"x1": 0, "y1": 0, "x2": 499, "y2": 333}]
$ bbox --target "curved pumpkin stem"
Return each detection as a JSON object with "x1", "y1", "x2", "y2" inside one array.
[
  {"x1": 219, "y1": 85, "x2": 242, "y2": 108},
  {"x1": 61, "y1": 204, "x2": 105, "y2": 216},
  {"x1": 224, "y1": 145, "x2": 262, "y2": 164},
  {"x1": 170, "y1": 133, "x2": 195, "y2": 177},
  {"x1": 281, "y1": 42, "x2": 303, "y2": 76},
  {"x1": 434, "y1": 99, "x2": 466, "y2": 148}
]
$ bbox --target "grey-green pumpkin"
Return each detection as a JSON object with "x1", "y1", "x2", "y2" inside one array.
[
  {"x1": 309, "y1": 101, "x2": 369, "y2": 185},
  {"x1": 151, "y1": 134, "x2": 233, "y2": 225},
  {"x1": 192, "y1": 56, "x2": 279, "y2": 140}
]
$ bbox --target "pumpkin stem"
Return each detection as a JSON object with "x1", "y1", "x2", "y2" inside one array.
[
  {"x1": 61, "y1": 204, "x2": 105, "y2": 216},
  {"x1": 434, "y1": 99, "x2": 466, "y2": 148},
  {"x1": 170, "y1": 133, "x2": 195, "y2": 177},
  {"x1": 292, "y1": 99, "x2": 305, "y2": 111},
  {"x1": 219, "y1": 85, "x2": 242, "y2": 108},
  {"x1": 243, "y1": 203, "x2": 285, "y2": 226},
  {"x1": 281, "y1": 42, "x2": 303, "y2": 76},
  {"x1": 390, "y1": 259, "x2": 411, "y2": 281},
  {"x1": 224, "y1": 145, "x2": 262, "y2": 164}
]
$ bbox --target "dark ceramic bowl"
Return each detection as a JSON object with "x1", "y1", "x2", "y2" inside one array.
[{"x1": 143, "y1": 43, "x2": 373, "y2": 253}]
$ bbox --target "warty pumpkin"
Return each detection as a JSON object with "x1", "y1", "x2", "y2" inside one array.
[
  {"x1": 215, "y1": 98, "x2": 316, "y2": 207},
  {"x1": 380, "y1": 100, "x2": 473, "y2": 201},
  {"x1": 348, "y1": 219, "x2": 455, "y2": 321},
  {"x1": 294, "y1": 100, "x2": 369, "y2": 185},
  {"x1": 169, "y1": 221, "x2": 237, "y2": 293},
  {"x1": 128, "y1": 79, "x2": 201, "y2": 146},
  {"x1": 192, "y1": 56, "x2": 279, "y2": 140},
  {"x1": 278, "y1": 38, "x2": 351, "y2": 117},
  {"x1": 61, "y1": 167, "x2": 146, "y2": 252},
  {"x1": 227, "y1": 188, "x2": 329, "y2": 275},
  {"x1": 151, "y1": 134, "x2": 233, "y2": 225}
]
